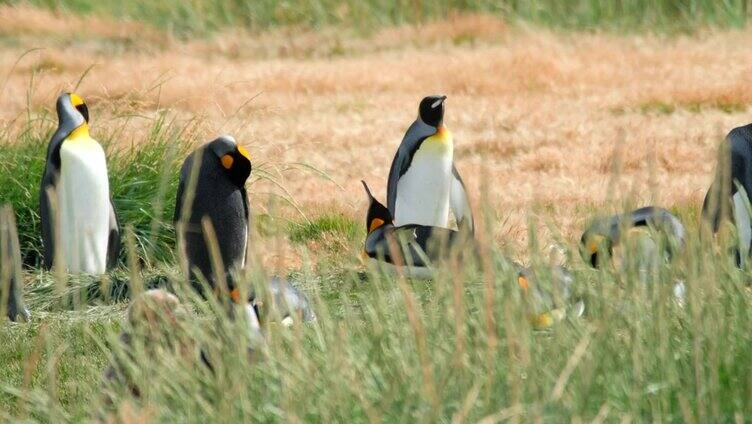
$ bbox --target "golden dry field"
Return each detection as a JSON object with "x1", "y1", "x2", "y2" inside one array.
[{"x1": 2, "y1": 5, "x2": 751, "y2": 251}]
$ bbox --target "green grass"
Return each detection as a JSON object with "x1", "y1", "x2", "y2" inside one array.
[
  {"x1": 8, "y1": 0, "x2": 752, "y2": 36},
  {"x1": 288, "y1": 214, "x2": 359, "y2": 244}
]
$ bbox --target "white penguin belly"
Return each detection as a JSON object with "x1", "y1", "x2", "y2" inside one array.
[
  {"x1": 394, "y1": 148, "x2": 453, "y2": 227},
  {"x1": 733, "y1": 191, "x2": 751, "y2": 266},
  {"x1": 58, "y1": 140, "x2": 111, "y2": 274}
]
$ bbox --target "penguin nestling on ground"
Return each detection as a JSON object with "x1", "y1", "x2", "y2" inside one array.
[
  {"x1": 702, "y1": 123, "x2": 752, "y2": 266},
  {"x1": 516, "y1": 265, "x2": 584, "y2": 329},
  {"x1": 39, "y1": 93, "x2": 120, "y2": 274},
  {"x1": 387, "y1": 95, "x2": 474, "y2": 232},
  {"x1": 174, "y1": 135, "x2": 252, "y2": 295},
  {"x1": 0, "y1": 206, "x2": 30, "y2": 322},
  {"x1": 581, "y1": 206, "x2": 685, "y2": 270},
  {"x1": 362, "y1": 180, "x2": 475, "y2": 279},
  {"x1": 250, "y1": 277, "x2": 317, "y2": 327}
]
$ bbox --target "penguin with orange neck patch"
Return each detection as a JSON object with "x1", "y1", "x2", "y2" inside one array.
[
  {"x1": 387, "y1": 95, "x2": 474, "y2": 232},
  {"x1": 174, "y1": 135, "x2": 252, "y2": 295},
  {"x1": 362, "y1": 180, "x2": 474, "y2": 279},
  {"x1": 39, "y1": 92, "x2": 120, "y2": 273}
]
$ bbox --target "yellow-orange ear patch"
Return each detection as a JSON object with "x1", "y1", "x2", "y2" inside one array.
[
  {"x1": 230, "y1": 288, "x2": 241, "y2": 303},
  {"x1": 369, "y1": 218, "x2": 385, "y2": 233},
  {"x1": 237, "y1": 146, "x2": 251, "y2": 160},
  {"x1": 221, "y1": 154, "x2": 234, "y2": 169},
  {"x1": 70, "y1": 93, "x2": 84, "y2": 107},
  {"x1": 517, "y1": 275, "x2": 529, "y2": 293}
]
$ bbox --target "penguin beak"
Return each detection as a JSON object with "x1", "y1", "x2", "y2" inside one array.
[
  {"x1": 237, "y1": 145, "x2": 251, "y2": 161},
  {"x1": 69, "y1": 93, "x2": 89, "y2": 123},
  {"x1": 431, "y1": 96, "x2": 447, "y2": 109}
]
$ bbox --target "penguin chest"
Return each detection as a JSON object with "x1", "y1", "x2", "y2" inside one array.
[
  {"x1": 58, "y1": 139, "x2": 111, "y2": 274},
  {"x1": 395, "y1": 144, "x2": 453, "y2": 227}
]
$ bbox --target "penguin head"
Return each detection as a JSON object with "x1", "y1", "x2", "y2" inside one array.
[
  {"x1": 208, "y1": 135, "x2": 252, "y2": 187},
  {"x1": 361, "y1": 180, "x2": 392, "y2": 234},
  {"x1": 418, "y1": 95, "x2": 447, "y2": 128},
  {"x1": 56, "y1": 92, "x2": 89, "y2": 129}
]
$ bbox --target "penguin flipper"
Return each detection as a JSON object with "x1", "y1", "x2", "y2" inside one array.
[
  {"x1": 386, "y1": 121, "x2": 435, "y2": 215},
  {"x1": 703, "y1": 124, "x2": 752, "y2": 232},
  {"x1": 106, "y1": 199, "x2": 121, "y2": 270},
  {"x1": 1, "y1": 206, "x2": 29, "y2": 322},
  {"x1": 449, "y1": 163, "x2": 474, "y2": 234},
  {"x1": 39, "y1": 168, "x2": 58, "y2": 270}
]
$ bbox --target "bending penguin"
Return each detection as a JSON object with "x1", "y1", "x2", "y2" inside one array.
[
  {"x1": 703, "y1": 123, "x2": 752, "y2": 266},
  {"x1": 581, "y1": 206, "x2": 686, "y2": 269},
  {"x1": 174, "y1": 135, "x2": 252, "y2": 295},
  {"x1": 362, "y1": 180, "x2": 475, "y2": 279},
  {"x1": 387, "y1": 95, "x2": 474, "y2": 232},
  {"x1": 39, "y1": 93, "x2": 120, "y2": 274},
  {"x1": 0, "y1": 205, "x2": 30, "y2": 322},
  {"x1": 516, "y1": 265, "x2": 584, "y2": 330}
]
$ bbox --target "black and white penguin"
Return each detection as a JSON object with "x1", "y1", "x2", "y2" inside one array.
[
  {"x1": 362, "y1": 180, "x2": 474, "y2": 279},
  {"x1": 580, "y1": 206, "x2": 685, "y2": 269},
  {"x1": 39, "y1": 93, "x2": 120, "y2": 274},
  {"x1": 516, "y1": 265, "x2": 584, "y2": 329},
  {"x1": 386, "y1": 95, "x2": 474, "y2": 232},
  {"x1": 0, "y1": 205, "x2": 29, "y2": 322},
  {"x1": 703, "y1": 123, "x2": 752, "y2": 266},
  {"x1": 174, "y1": 135, "x2": 252, "y2": 293}
]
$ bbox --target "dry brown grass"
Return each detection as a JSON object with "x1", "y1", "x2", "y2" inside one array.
[{"x1": 2, "y1": 5, "x2": 751, "y2": 252}]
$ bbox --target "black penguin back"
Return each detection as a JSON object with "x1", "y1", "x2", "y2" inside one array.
[{"x1": 176, "y1": 146, "x2": 249, "y2": 291}]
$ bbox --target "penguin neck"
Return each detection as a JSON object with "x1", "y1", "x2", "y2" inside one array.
[
  {"x1": 420, "y1": 125, "x2": 452, "y2": 155},
  {"x1": 66, "y1": 124, "x2": 91, "y2": 143}
]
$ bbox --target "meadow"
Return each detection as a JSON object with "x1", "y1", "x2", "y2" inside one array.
[{"x1": 1, "y1": 1, "x2": 752, "y2": 422}]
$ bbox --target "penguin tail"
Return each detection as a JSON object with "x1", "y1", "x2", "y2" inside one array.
[{"x1": 361, "y1": 180, "x2": 375, "y2": 201}]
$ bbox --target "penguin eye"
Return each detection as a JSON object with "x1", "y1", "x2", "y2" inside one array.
[{"x1": 221, "y1": 154, "x2": 234, "y2": 169}]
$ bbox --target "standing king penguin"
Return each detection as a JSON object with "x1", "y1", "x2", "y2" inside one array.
[
  {"x1": 703, "y1": 124, "x2": 752, "y2": 266},
  {"x1": 387, "y1": 95, "x2": 474, "y2": 232},
  {"x1": 39, "y1": 93, "x2": 120, "y2": 274},
  {"x1": 174, "y1": 135, "x2": 252, "y2": 294}
]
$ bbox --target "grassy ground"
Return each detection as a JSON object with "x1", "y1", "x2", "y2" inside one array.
[{"x1": 2, "y1": 3, "x2": 752, "y2": 422}]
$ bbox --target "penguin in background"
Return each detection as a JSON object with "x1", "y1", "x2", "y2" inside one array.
[
  {"x1": 581, "y1": 206, "x2": 686, "y2": 269},
  {"x1": 702, "y1": 124, "x2": 752, "y2": 267},
  {"x1": 362, "y1": 180, "x2": 475, "y2": 279},
  {"x1": 516, "y1": 265, "x2": 584, "y2": 330},
  {"x1": 39, "y1": 93, "x2": 120, "y2": 274},
  {"x1": 174, "y1": 135, "x2": 252, "y2": 294},
  {"x1": 387, "y1": 95, "x2": 474, "y2": 232},
  {"x1": 0, "y1": 205, "x2": 30, "y2": 322}
]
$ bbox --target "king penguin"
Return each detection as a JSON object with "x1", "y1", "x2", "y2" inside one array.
[
  {"x1": 1, "y1": 205, "x2": 30, "y2": 322},
  {"x1": 581, "y1": 206, "x2": 685, "y2": 269},
  {"x1": 174, "y1": 135, "x2": 252, "y2": 294},
  {"x1": 362, "y1": 180, "x2": 475, "y2": 279},
  {"x1": 39, "y1": 93, "x2": 120, "y2": 274},
  {"x1": 386, "y1": 95, "x2": 474, "y2": 232},
  {"x1": 703, "y1": 123, "x2": 752, "y2": 267}
]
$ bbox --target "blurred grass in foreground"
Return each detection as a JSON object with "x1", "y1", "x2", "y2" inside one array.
[{"x1": 9, "y1": 0, "x2": 752, "y2": 36}]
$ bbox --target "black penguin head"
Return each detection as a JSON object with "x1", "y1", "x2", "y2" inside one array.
[
  {"x1": 57, "y1": 92, "x2": 89, "y2": 129},
  {"x1": 418, "y1": 95, "x2": 447, "y2": 128},
  {"x1": 208, "y1": 135, "x2": 252, "y2": 187},
  {"x1": 361, "y1": 180, "x2": 393, "y2": 234}
]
